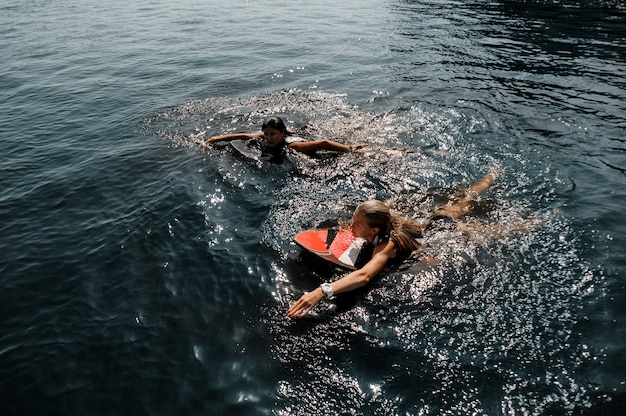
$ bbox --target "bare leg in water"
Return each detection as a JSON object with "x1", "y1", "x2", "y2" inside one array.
[
  {"x1": 432, "y1": 170, "x2": 498, "y2": 219},
  {"x1": 432, "y1": 169, "x2": 545, "y2": 238}
]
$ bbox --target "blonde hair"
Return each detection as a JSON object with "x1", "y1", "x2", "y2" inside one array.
[{"x1": 355, "y1": 200, "x2": 424, "y2": 256}]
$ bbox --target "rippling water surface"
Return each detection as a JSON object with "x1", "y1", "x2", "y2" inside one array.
[{"x1": 1, "y1": 0, "x2": 625, "y2": 415}]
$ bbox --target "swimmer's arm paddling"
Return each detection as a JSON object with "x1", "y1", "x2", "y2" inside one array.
[
  {"x1": 288, "y1": 139, "x2": 367, "y2": 153},
  {"x1": 201, "y1": 132, "x2": 264, "y2": 147},
  {"x1": 287, "y1": 241, "x2": 396, "y2": 319}
]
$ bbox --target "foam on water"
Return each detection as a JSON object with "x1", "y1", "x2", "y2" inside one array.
[{"x1": 141, "y1": 89, "x2": 604, "y2": 414}]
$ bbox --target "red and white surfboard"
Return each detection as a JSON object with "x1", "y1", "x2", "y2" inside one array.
[{"x1": 295, "y1": 227, "x2": 365, "y2": 270}]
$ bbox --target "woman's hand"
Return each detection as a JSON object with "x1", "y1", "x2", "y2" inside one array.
[
  {"x1": 200, "y1": 136, "x2": 219, "y2": 148},
  {"x1": 349, "y1": 143, "x2": 368, "y2": 150},
  {"x1": 287, "y1": 288, "x2": 325, "y2": 318}
]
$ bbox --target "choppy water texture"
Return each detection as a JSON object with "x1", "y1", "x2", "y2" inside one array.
[{"x1": 2, "y1": 1, "x2": 625, "y2": 415}]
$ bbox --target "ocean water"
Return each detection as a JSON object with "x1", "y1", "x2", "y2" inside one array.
[{"x1": 1, "y1": 0, "x2": 625, "y2": 415}]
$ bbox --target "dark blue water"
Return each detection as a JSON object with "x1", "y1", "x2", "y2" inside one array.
[{"x1": 2, "y1": 0, "x2": 625, "y2": 414}]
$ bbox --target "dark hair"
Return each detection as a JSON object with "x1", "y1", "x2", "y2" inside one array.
[
  {"x1": 356, "y1": 200, "x2": 424, "y2": 257},
  {"x1": 261, "y1": 116, "x2": 288, "y2": 134}
]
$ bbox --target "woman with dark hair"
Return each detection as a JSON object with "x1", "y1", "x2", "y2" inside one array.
[{"x1": 201, "y1": 116, "x2": 364, "y2": 156}]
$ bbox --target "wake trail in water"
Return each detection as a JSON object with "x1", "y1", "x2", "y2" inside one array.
[{"x1": 142, "y1": 89, "x2": 604, "y2": 414}]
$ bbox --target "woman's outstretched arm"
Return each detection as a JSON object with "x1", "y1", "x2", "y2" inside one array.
[
  {"x1": 201, "y1": 132, "x2": 263, "y2": 147},
  {"x1": 288, "y1": 139, "x2": 366, "y2": 153},
  {"x1": 287, "y1": 241, "x2": 396, "y2": 318}
]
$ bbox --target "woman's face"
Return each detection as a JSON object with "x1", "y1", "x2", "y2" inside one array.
[
  {"x1": 351, "y1": 209, "x2": 379, "y2": 242},
  {"x1": 262, "y1": 127, "x2": 286, "y2": 148}
]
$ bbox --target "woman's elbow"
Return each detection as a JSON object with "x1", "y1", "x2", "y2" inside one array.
[{"x1": 355, "y1": 270, "x2": 376, "y2": 286}]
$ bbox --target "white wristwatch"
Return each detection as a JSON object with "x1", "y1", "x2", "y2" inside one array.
[{"x1": 321, "y1": 282, "x2": 334, "y2": 298}]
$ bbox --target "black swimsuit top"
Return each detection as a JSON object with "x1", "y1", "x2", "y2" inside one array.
[
  {"x1": 261, "y1": 135, "x2": 306, "y2": 163},
  {"x1": 353, "y1": 232, "x2": 389, "y2": 268}
]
